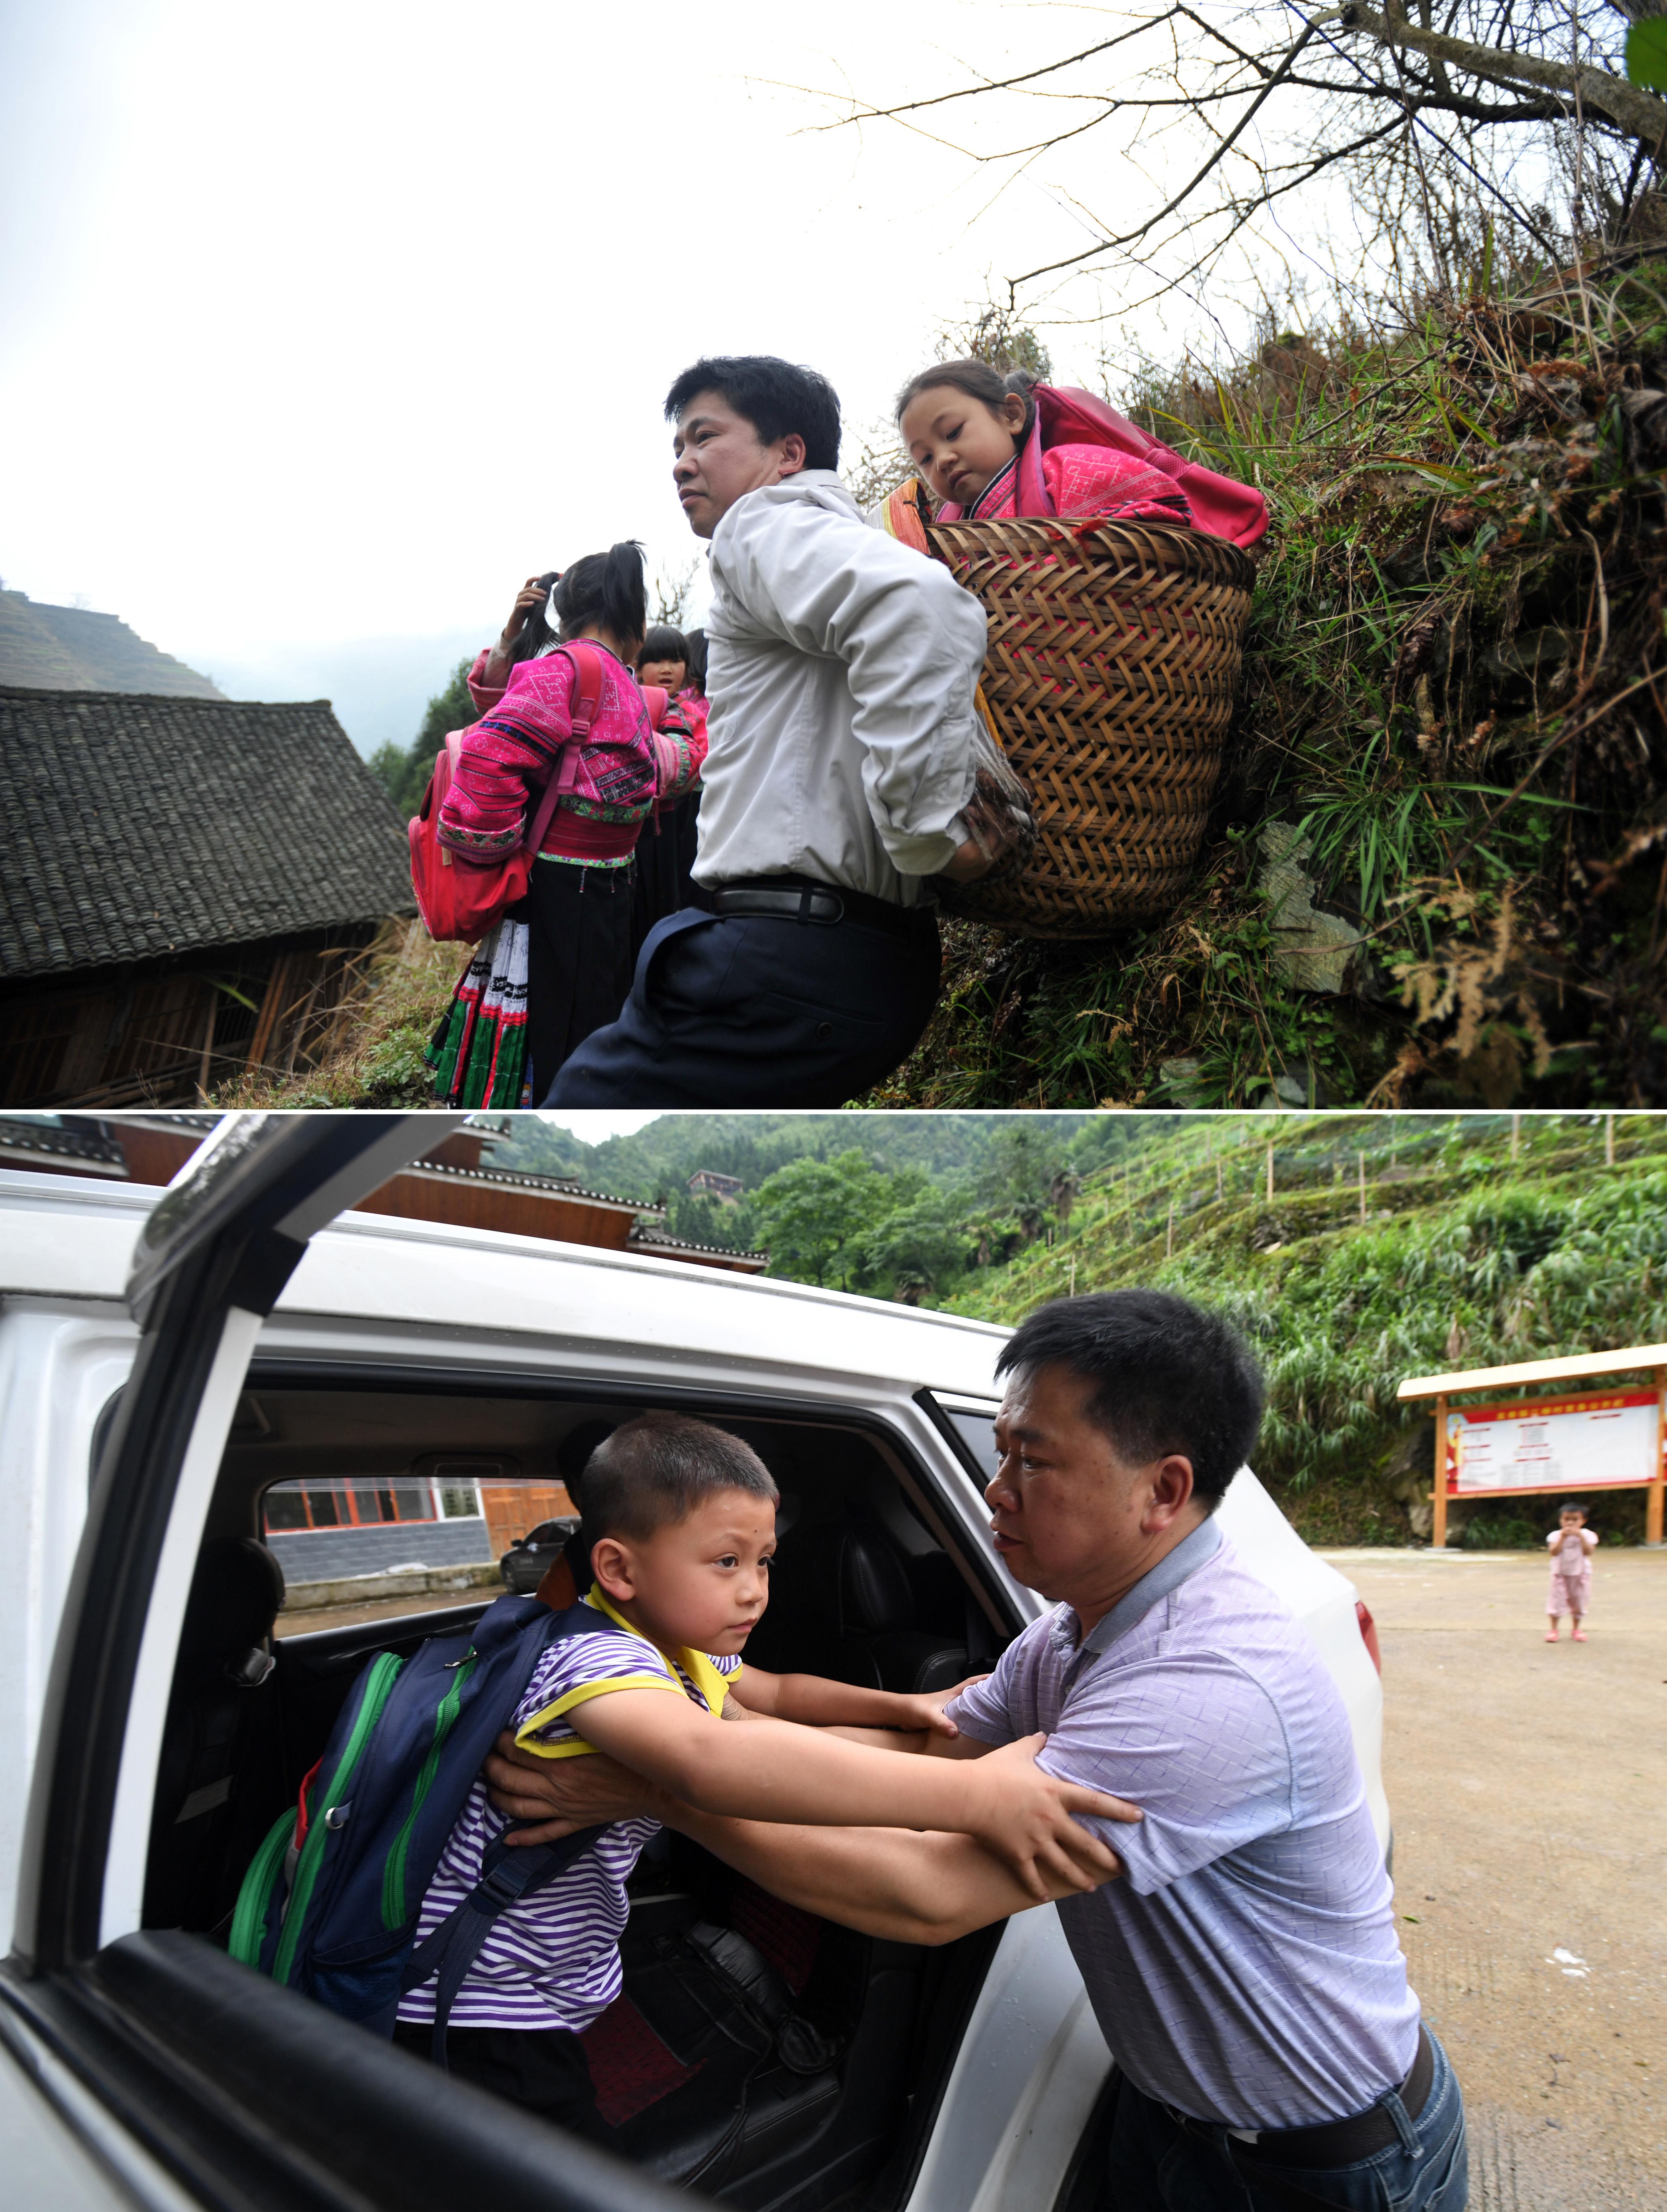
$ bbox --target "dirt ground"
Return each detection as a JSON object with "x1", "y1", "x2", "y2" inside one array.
[{"x1": 1322, "y1": 1547, "x2": 1666, "y2": 2211}]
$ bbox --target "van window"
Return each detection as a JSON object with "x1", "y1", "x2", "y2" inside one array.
[
  {"x1": 944, "y1": 1407, "x2": 999, "y2": 1484},
  {"x1": 259, "y1": 1470, "x2": 576, "y2": 1596}
]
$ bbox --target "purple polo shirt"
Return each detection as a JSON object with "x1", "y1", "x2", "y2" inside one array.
[{"x1": 947, "y1": 1518, "x2": 1420, "y2": 2128}]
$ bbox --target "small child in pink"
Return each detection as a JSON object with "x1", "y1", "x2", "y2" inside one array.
[{"x1": 1545, "y1": 1502, "x2": 1598, "y2": 1641}]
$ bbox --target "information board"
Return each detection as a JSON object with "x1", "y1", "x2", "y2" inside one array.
[{"x1": 1444, "y1": 1389, "x2": 1663, "y2": 1496}]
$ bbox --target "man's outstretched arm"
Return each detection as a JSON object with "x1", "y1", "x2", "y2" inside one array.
[
  {"x1": 662, "y1": 1807, "x2": 1103, "y2": 1944},
  {"x1": 482, "y1": 1736, "x2": 1137, "y2": 1947}
]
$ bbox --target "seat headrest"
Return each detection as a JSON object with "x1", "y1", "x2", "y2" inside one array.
[
  {"x1": 796, "y1": 1517, "x2": 916, "y2": 1637},
  {"x1": 178, "y1": 1537, "x2": 285, "y2": 1666}
]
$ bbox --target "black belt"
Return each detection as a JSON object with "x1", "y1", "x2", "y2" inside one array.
[
  {"x1": 694, "y1": 875, "x2": 932, "y2": 944},
  {"x1": 1170, "y1": 2026, "x2": 1434, "y2": 2173}
]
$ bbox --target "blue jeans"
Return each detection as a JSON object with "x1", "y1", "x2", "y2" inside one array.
[{"x1": 1107, "y1": 2028, "x2": 1468, "y2": 2210}]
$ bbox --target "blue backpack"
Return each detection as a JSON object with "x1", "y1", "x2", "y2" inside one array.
[{"x1": 229, "y1": 1593, "x2": 609, "y2": 2064}]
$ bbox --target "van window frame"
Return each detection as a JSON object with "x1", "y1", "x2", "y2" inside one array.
[{"x1": 234, "y1": 1356, "x2": 1026, "y2": 1641}]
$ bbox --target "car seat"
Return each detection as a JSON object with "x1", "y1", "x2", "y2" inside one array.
[
  {"x1": 144, "y1": 1536, "x2": 286, "y2": 1933},
  {"x1": 759, "y1": 1515, "x2": 970, "y2": 1695}
]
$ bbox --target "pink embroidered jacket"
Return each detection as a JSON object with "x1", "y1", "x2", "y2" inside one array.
[
  {"x1": 438, "y1": 646, "x2": 691, "y2": 869},
  {"x1": 953, "y1": 443, "x2": 1194, "y2": 529}
]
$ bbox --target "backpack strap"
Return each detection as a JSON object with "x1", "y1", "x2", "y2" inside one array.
[
  {"x1": 400, "y1": 1824, "x2": 608, "y2": 2066},
  {"x1": 521, "y1": 641, "x2": 608, "y2": 859}
]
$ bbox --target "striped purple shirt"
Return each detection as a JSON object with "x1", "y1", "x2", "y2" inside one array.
[{"x1": 396, "y1": 1622, "x2": 741, "y2": 2033}]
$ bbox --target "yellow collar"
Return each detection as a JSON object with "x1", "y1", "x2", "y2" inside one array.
[{"x1": 583, "y1": 1583, "x2": 729, "y2": 1716}]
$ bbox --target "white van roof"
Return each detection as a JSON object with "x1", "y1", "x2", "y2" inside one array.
[{"x1": 0, "y1": 1169, "x2": 1011, "y2": 1401}]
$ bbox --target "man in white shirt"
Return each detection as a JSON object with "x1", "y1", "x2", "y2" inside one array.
[{"x1": 549, "y1": 356, "x2": 995, "y2": 1107}]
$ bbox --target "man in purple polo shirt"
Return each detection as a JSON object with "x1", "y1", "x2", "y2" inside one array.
[{"x1": 486, "y1": 1290, "x2": 1468, "y2": 2211}]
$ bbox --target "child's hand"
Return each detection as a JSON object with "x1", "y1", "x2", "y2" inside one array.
[
  {"x1": 890, "y1": 1676, "x2": 991, "y2": 1738},
  {"x1": 500, "y1": 575, "x2": 549, "y2": 647},
  {"x1": 963, "y1": 1732, "x2": 1141, "y2": 1901}
]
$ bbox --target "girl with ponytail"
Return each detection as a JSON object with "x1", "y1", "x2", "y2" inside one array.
[{"x1": 428, "y1": 541, "x2": 700, "y2": 1107}]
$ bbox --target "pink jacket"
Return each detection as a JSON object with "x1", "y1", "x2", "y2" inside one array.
[
  {"x1": 438, "y1": 644, "x2": 657, "y2": 867},
  {"x1": 934, "y1": 382, "x2": 1269, "y2": 548},
  {"x1": 952, "y1": 442, "x2": 1193, "y2": 529}
]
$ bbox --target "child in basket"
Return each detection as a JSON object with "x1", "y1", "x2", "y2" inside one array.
[
  {"x1": 1545, "y1": 1502, "x2": 1598, "y2": 1641},
  {"x1": 392, "y1": 1411, "x2": 1131, "y2": 2137},
  {"x1": 894, "y1": 358, "x2": 1196, "y2": 528},
  {"x1": 886, "y1": 357, "x2": 1270, "y2": 553}
]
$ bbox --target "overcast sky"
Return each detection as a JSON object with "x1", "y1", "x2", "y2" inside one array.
[{"x1": 1, "y1": 1, "x2": 1226, "y2": 751}]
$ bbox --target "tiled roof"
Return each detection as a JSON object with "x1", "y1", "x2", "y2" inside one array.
[
  {"x1": 0, "y1": 687, "x2": 415, "y2": 980},
  {"x1": 0, "y1": 1114, "x2": 127, "y2": 1173},
  {"x1": 628, "y1": 1225, "x2": 770, "y2": 1264},
  {"x1": 406, "y1": 1157, "x2": 666, "y2": 1220}
]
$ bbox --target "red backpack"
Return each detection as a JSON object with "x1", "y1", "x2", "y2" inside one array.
[{"x1": 407, "y1": 642, "x2": 605, "y2": 946}]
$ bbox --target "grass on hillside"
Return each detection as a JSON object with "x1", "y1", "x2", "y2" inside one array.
[
  {"x1": 948, "y1": 1109, "x2": 1667, "y2": 1543},
  {"x1": 866, "y1": 259, "x2": 1667, "y2": 1111},
  {"x1": 213, "y1": 921, "x2": 458, "y2": 1108}
]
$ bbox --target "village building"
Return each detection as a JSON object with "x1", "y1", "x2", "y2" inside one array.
[
  {"x1": 687, "y1": 1167, "x2": 745, "y2": 1200},
  {"x1": 0, "y1": 686, "x2": 414, "y2": 1108}
]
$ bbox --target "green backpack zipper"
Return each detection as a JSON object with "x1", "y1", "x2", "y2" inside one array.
[
  {"x1": 380, "y1": 1652, "x2": 477, "y2": 1932},
  {"x1": 270, "y1": 1652, "x2": 404, "y2": 1987}
]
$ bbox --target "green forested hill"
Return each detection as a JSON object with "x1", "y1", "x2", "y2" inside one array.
[
  {"x1": 497, "y1": 1107, "x2": 1667, "y2": 1547},
  {"x1": 490, "y1": 1111, "x2": 1093, "y2": 1196},
  {"x1": 943, "y1": 1112, "x2": 1667, "y2": 1546}
]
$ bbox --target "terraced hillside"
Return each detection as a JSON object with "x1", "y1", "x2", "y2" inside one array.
[
  {"x1": 0, "y1": 588, "x2": 225, "y2": 697},
  {"x1": 947, "y1": 1112, "x2": 1667, "y2": 1546}
]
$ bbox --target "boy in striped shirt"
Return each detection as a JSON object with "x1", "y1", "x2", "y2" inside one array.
[{"x1": 394, "y1": 1410, "x2": 1125, "y2": 2137}]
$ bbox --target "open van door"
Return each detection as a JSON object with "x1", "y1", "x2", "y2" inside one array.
[{"x1": 0, "y1": 1114, "x2": 685, "y2": 2212}]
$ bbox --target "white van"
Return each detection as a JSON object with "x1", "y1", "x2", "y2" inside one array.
[{"x1": 0, "y1": 1117, "x2": 1388, "y2": 2212}]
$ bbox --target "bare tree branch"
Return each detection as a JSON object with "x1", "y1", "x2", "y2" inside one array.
[
  {"x1": 1016, "y1": 26, "x2": 1322, "y2": 281},
  {"x1": 802, "y1": 0, "x2": 1664, "y2": 329},
  {"x1": 1331, "y1": 0, "x2": 1667, "y2": 137}
]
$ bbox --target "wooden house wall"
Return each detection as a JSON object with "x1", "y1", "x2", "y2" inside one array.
[{"x1": 0, "y1": 926, "x2": 379, "y2": 1109}]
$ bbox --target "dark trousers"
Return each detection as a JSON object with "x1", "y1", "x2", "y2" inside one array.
[
  {"x1": 1105, "y1": 2030, "x2": 1468, "y2": 2211},
  {"x1": 545, "y1": 902, "x2": 942, "y2": 1107},
  {"x1": 630, "y1": 794, "x2": 703, "y2": 959},
  {"x1": 511, "y1": 860, "x2": 634, "y2": 1106},
  {"x1": 391, "y1": 2021, "x2": 614, "y2": 2145},
  {"x1": 630, "y1": 810, "x2": 683, "y2": 960}
]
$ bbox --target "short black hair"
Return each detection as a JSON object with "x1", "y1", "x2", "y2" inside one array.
[
  {"x1": 1555, "y1": 1501, "x2": 1589, "y2": 1519},
  {"x1": 664, "y1": 356, "x2": 842, "y2": 472},
  {"x1": 995, "y1": 1290, "x2": 1264, "y2": 1510},
  {"x1": 637, "y1": 625, "x2": 688, "y2": 669},
  {"x1": 581, "y1": 1411, "x2": 779, "y2": 1548}
]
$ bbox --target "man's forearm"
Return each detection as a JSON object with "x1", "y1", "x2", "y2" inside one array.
[{"x1": 656, "y1": 1799, "x2": 1078, "y2": 1945}]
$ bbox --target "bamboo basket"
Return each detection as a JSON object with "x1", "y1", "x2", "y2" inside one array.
[{"x1": 927, "y1": 515, "x2": 1256, "y2": 939}]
